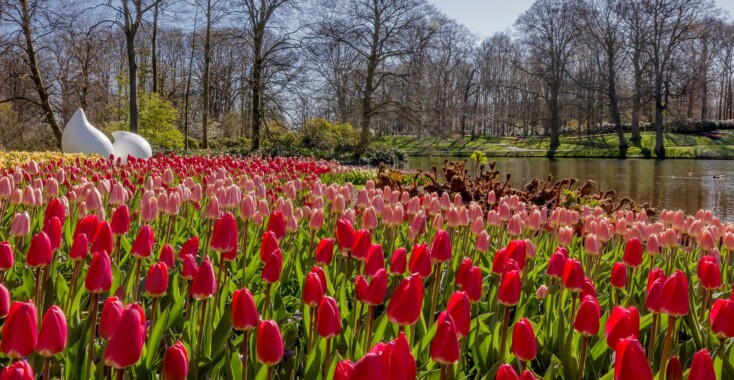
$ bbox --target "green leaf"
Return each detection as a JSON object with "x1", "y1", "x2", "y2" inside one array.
[{"x1": 145, "y1": 306, "x2": 169, "y2": 369}]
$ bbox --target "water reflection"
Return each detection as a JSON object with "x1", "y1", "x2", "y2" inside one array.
[{"x1": 406, "y1": 157, "x2": 734, "y2": 221}]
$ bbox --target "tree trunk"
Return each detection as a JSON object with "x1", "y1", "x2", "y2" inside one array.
[
  {"x1": 20, "y1": 0, "x2": 63, "y2": 145},
  {"x1": 630, "y1": 44, "x2": 642, "y2": 143},
  {"x1": 126, "y1": 32, "x2": 139, "y2": 133},
  {"x1": 700, "y1": 36, "x2": 708, "y2": 120},
  {"x1": 654, "y1": 101, "x2": 665, "y2": 158},
  {"x1": 202, "y1": 0, "x2": 212, "y2": 148},
  {"x1": 151, "y1": 1, "x2": 159, "y2": 93},
  {"x1": 607, "y1": 51, "x2": 626, "y2": 149},
  {"x1": 548, "y1": 82, "x2": 561, "y2": 149},
  {"x1": 251, "y1": 57, "x2": 263, "y2": 151}
]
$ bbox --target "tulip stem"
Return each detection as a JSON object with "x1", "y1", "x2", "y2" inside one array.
[
  {"x1": 440, "y1": 364, "x2": 447, "y2": 380},
  {"x1": 658, "y1": 316, "x2": 676, "y2": 379},
  {"x1": 429, "y1": 263, "x2": 442, "y2": 327},
  {"x1": 323, "y1": 338, "x2": 331, "y2": 378},
  {"x1": 149, "y1": 297, "x2": 158, "y2": 336},
  {"x1": 647, "y1": 314, "x2": 658, "y2": 363},
  {"x1": 113, "y1": 236, "x2": 121, "y2": 265},
  {"x1": 308, "y1": 306, "x2": 315, "y2": 352},
  {"x1": 267, "y1": 366, "x2": 272, "y2": 380},
  {"x1": 132, "y1": 258, "x2": 142, "y2": 302},
  {"x1": 213, "y1": 253, "x2": 226, "y2": 322},
  {"x1": 241, "y1": 220, "x2": 249, "y2": 286},
  {"x1": 366, "y1": 305, "x2": 375, "y2": 347},
  {"x1": 242, "y1": 330, "x2": 249, "y2": 380},
  {"x1": 262, "y1": 283, "x2": 271, "y2": 319},
  {"x1": 86, "y1": 292, "x2": 100, "y2": 378},
  {"x1": 43, "y1": 357, "x2": 51, "y2": 380},
  {"x1": 66, "y1": 261, "x2": 81, "y2": 312},
  {"x1": 577, "y1": 336, "x2": 589, "y2": 380},
  {"x1": 499, "y1": 305, "x2": 510, "y2": 362},
  {"x1": 33, "y1": 267, "x2": 42, "y2": 309},
  {"x1": 196, "y1": 299, "x2": 208, "y2": 360},
  {"x1": 116, "y1": 368, "x2": 124, "y2": 380}
]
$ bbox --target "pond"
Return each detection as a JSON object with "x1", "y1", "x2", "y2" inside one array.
[{"x1": 406, "y1": 156, "x2": 734, "y2": 222}]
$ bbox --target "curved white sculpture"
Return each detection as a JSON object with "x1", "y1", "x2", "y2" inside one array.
[
  {"x1": 62, "y1": 108, "x2": 153, "y2": 164},
  {"x1": 61, "y1": 108, "x2": 114, "y2": 158},
  {"x1": 111, "y1": 131, "x2": 152, "y2": 164}
]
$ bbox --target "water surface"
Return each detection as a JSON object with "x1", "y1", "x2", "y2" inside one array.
[{"x1": 406, "y1": 156, "x2": 734, "y2": 222}]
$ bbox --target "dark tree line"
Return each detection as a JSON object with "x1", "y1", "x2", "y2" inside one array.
[{"x1": 0, "y1": 0, "x2": 732, "y2": 156}]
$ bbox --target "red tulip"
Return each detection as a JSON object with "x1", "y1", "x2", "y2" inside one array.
[
  {"x1": 610, "y1": 262, "x2": 627, "y2": 289},
  {"x1": 645, "y1": 276, "x2": 665, "y2": 314},
  {"x1": 26, "y1": 232, "x2": 52, "y2": 268},
  {"x1": 710, "y1": 298, "x2": 734, "y2": 338},
  {"x1": 310, "y1": 266, "x2": 328, "y2": 292},
  {"x1": 387, "y1": 273, "x2": 424, "y2": 326},
  {"x1": 0, "y1": 361, "x2": 34, "y2": 379},
  {"x1": 1, "y1": 301, "x2": 38, "y2": 358},
  {"x1": 315, "y1": 238, "x2": 334, "y2": 266},
  {"x1": 660, "y1": 269, "x2": 690, "y2": 316},
  {"x1": 104, "y1": 304, "x2": 146, "y2": 369},
  {"x1": 336, "y1": 218, "x2": 355, "y2": 251},
  {"x1": 647, "y1": 267, "x2": 666, "y2": 291},
  {"x1": 162, "y1": 341, "x2": 189, "y2": 380},
  {"x1": 303, "y1": 272, "x2": 324, "y2": 307},
  {"x1": 0, "y1": 284, "x2": 9, "y2": 318},
  {"x1": 74, "y1": 214, "x2": 99, "y2": 241},
  {"x1": 430, "y1": 229, "x2": 452, "y2": 264},
  {"x1": 498, "y1": 266, "x2": 521, "y2": 306},
  {"x1": 266, "y1": 211, "x2": 286, "y2": 240},
  {"x1": 430, "y1": 312, "x2": 460, "y2": 364},
  {"x1": 85, "y1": 251, "x2": 112, "y2": 293},
  {"x1": 492, "y1": 248, "x2": 510, "y2": 275},
  {"x1": 547, "y1": 250, "x2": 566, "y2": 279},
  {"x1": 614, "y1": 337, "x2": 652, "y2": 380},
  {"x1": 178, "y1": 236, "x2": 200, "y2": 260},
  {"x1": 581, "y1": 277, "x2": 597, "y2": 299},
  {"x1": 456, "y1": 257, "x2": 473, "y2": 288},
  {"x1": 99, "y1": 296, "x2": 123, "y2": 340},
  {"x1": 623, "y1": 238, "x2": 643, "y2": 268},
  {"x1": 260, "y1": 231, "x2": 280, "y2": 262},
  {"x1": 446, "y1": 291, "x2": 471, "y2": 338},
  {"x1": 35, "y1": 305, "x2": 67, "y2": 357},
  {"x1": 145, "y1": 262, "x2": 169, "y2": 297},
  {"x1": 364, "y1": 244, "x2": 385, "y2": 277},
  {"x1": 351, "y1": 229, "x2": 372, "y2": 261},
  {"x1": 364, "y1": 331, "x2": 416, "y2": 380},
  {"x1": 0, "y1": 241, "x2": 14, "y2": 271},
  {"x1": 131, "y1": 224, "x2": 155, "y2": 259},
  {"x1": 512, "y1": 318, "x2": 536, "y2": 361},
  {"x1": 317, "y1": 296, "x2": 342, "y2": 339},
  {"x1": 210, "y1": 212, "x2": 238, "y2": 253},
  {"x1": 409, "y1": 243, "x2": 432, "y2": 278},
  {"x1": 261, "y1": 249, "x2": 283, "y2": 284},
  {"x1": 333, "y1": 360, "x2": 355, "y2": 380},
  {"x1": 697, "y1": 255, "x2": 722, "y2": 290},
  {"x1": 689, "y1": 349, "x2": 715, "y2": 380},
  {"x1": 191, "y1": 256, "x2": 216, "y2": 299},
  {"x1": 69, "y1": 233, "x2": 89, "y2": 261},
  {"x1": 605, "y1": 306, "x2": 640, "y2": 350},
  {"x1": 574, "y1": 295, "x2": 601, "y2": 337},
  {"x1": 232, "y1": 288, "x2": 259, "y2": 331},
  {"x1": 110, "y1": 205, "x2": 131, "y2": 236},
  {"x1": 45, "y1": 197, "x2": 66, "y2": 225},
  {"x1": 91, "y1": 221, "x2": 113, "y2": 256},
  {"x1": 562, "y1": 258, "x2": 585, "y2": 292},
  {"x1": 462, "y1": 267, "x2": 483, "y2": 303},
  {"x1": 497, "y1": 363, "x2": 519, "y2": 380},
  {"x1": 506, "y1": 240, "x2": 527, "y2": 270},
  {"x1": 182, "y1": 254, "x2": 198, "y2": 280},
  {"x1": 351, "y1": 353, "x2": 383, "y2": 380},
  {"x1": 666, "y1": 355, "x2": 683, "y2": 380},
  {"x1": 159, "y1": 244, "x2": 175, "y2": 269},
  {"x1": 43, "y1": 216, "x2": 63, "y2": 252},
  {"x1": 390, "y1": 247, "x2": 407, "y2": 275},
  {"x1": 355, "y1": 269, "x2": 388, "y2": 306},
  {"x1": 256, "y1": 320, "x2": 283, "y2": 366}
]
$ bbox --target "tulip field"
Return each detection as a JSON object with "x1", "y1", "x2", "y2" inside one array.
[{"x1": 1, "y1": 152, "x2": 734, "y2": 380}]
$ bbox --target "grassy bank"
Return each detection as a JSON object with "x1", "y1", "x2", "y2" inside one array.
[{"x1": 375, "y1": 131, "x2": 734, "y2": 159}]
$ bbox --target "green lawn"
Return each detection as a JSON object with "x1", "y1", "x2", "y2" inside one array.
[{"x1": 374, "y1": 131, "x2": 734, "y2": 159}]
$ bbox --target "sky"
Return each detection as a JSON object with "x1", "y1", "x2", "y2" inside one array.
[{"x1": 428, "y1": 0, "x2": 734, "y2": 38}]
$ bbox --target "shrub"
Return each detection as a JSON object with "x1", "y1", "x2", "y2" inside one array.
[
  {"x1": 358, "y1": 142, "x2": 406, "y2": 166},
  {"x1": 104, "y1": 90, "x2": 184, "y2": 149}
]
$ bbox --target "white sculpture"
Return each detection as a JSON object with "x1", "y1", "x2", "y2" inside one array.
[
  {"x1": 111, "y1": 131, "x2": 152, "y2": 164},
  {"x1": 61, "y1": 108, "x2": 153, "y2": 164},
  {"x1": 61, "y1": 108, "x2": 114, "y2": 158}
]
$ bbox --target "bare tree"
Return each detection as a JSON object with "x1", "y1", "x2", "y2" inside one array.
[{"x1": 515, "y1": 0, "x2": 584, "y2": 149}]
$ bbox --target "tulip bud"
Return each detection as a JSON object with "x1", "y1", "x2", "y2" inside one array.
[
  {"x1": 660, "y1": 270, "x2": 690, "y2": 317},
  {"x1": 35, "y1": 305, "x2": 67, "y2": 357},
  {"x1": 85, "y1": 251, "x2": 112, "y2": 293},
  {"x1": 446, "y1": 291, "x2": 471, "y2": 338},
  {"x1": 261, "y1": 249, "x2": 283, "y2": 284},
  {"x1": 303, "y1": 272, "x2": 324, "y2": 307},
  {"x1": 574, "y1": 295, "x2": 601, "y2": 337},
  {"x1": 665, "y1": 355, "x2": 683, "y2": 380},
  {"x1": 390, "y1": 247, "x2": 407, "y2": 276},
  {"x1": 351, "y1": 229, "x2": 371, "y2": 261},
  {"x1": 91, "y1": 221, "x2": 113, "y2": 256},
  {"x1": 512, "y1": 318, "x2": 536, "y2": 361},
  {"x1": 159, "y1": 244, "x2": 175, "y2": 269},
  {"x1": 69, "y1": 232, "x2": 89, "y2": 261},
  {"x1": 496, "y1": 364, "x2": 519, "y2": 380},
  {"x1": 145, "y1": 262, "x2": 169, "y2": 297},
  {"x1": 131, "y1": 225, "x2": 155, "y2": 259},
  {"x1": 315, "y1": 238, "x2": 334, "y2": 266},
  {"x1": 232, "y1": 288, "x2": 259, "y2": 331},
  {"x1": 0, "y1": 241, "x2": 14, "y2": 271},
  {"x1": 27, "y1": 232, "x2": 53, "y2": 268},
  {"x1": 498, "y1": 266, "x2": 521, "y2": 306},
  {"x1": 162, "y1": 341, "x2": 189, "y2": 380},
  {"x1": 10, "y1": 212, "x2": 30, "y2": 238},
  {"x1": 99, "y1": 296, "x2": 123, "y2": 340},
  {"x1": 562, "y1": 259, "x2": 585, "y2": 293},
  {"x1": 387, "y1": 273, "x2": 424, "y2": 326},
  {"x1": 605, "y1": 306, "x2": 640, "y2": 350},
  {"x1": 610, "y1": 262, "x2": 627, "y2": 289},
  {"x1": 104, "y1": 304, "x2": 146, "y2": 369},
  {"x1": 0, "y1": 284, "x2": 9, "y2": 318},
  {"x1": 430, "y1": 312, "x2": 460, "y2": 364},
  {"x1": 191, "y1": 256, "x2": 216, "y2": 300},
  {"x1": 317, "y1": 296, "x2": 342, "y2": 339},
  {"x1": 0, "y1": 361, "x2": 34, "y2": 379},
  {"x1": 256, "y1": 320, "x2": 283, "y2": 366},
  {"x1": 355, "y1": 269, "x2": 387, "y2": 306},
  {"x1": 210, "y1": 213, "x2": 238, "y2": 253},
  {"x1": 42, "y1": 217, "x2": 62, "y2": 253},
  {"x1": 430, "y1": 230, "x2": 452, "y2": 264},
  {"x1": 710, "y1": 299, "x2": 734, "y2": 338},
  {"x1": 614, "y1": 337, "x2": 653, "y2": 380},
  {"x1": 111, "y1": 205, "x2": 131, "y2": 236},
  {"x1": 623, "y1": 238, "x2": 643, "y2": 268},
  {"x1": 336, "y1": 218, "x2": 355, "y2": 251},
  {"x1": 182, "y1": 254, "x2": 198, "y2": 281},
  {"x1": 1, "y1": 301, "x2": 38, "y2": 358},
  {"x1": 334, "y1": 360, "x2": 355, "y2": 380}
]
